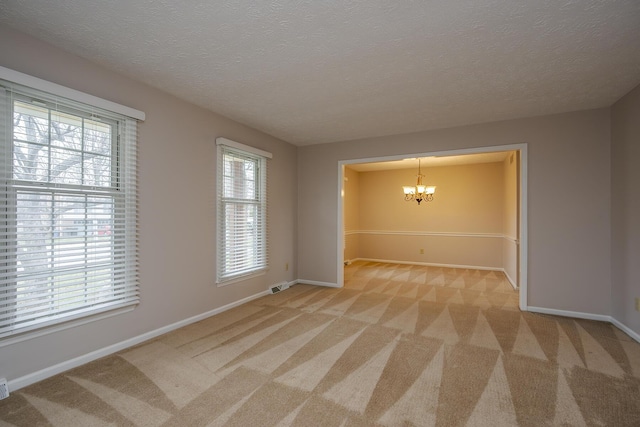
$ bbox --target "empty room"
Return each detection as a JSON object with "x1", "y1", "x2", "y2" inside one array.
[{"x1": 1, "y1": 1, "x2": 639, "y2": 425}]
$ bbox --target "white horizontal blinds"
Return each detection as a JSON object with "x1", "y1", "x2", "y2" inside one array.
[
  {"x1": 120, "y1": 117, "x2": 139, "y2": 303},
  {"x1": 0, "y1": 81, "x2": 139, "y2": 338},
  {"x1": 217, "y1": 143, "x2": 268, "y2": 283}
]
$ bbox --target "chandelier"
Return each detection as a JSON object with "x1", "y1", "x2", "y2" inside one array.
[{"x1": 402, "y1": 158, "x2": 436, "y2": 205}]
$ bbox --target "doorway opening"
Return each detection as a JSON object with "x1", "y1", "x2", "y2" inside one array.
[{"x1": 337, "y1": 144, "x2": 528, "y2": 311}]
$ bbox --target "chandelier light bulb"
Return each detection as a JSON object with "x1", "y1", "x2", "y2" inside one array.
[{"x1": 402, "y1": 158, "x2": 436, "y2": 205}]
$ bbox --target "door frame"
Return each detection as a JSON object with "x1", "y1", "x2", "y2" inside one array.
[{"x1": 337, "y1": 143, "x2": 528, "y2": 311}]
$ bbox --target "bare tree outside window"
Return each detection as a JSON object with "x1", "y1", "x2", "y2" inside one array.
[
  {"x1": 8, "y1": 99, "x2": 118, "y2": 325},
  {"x1": 217, "y1": 144, "x2": 267, "y2": 284},
  {"x1": 0, "y1": 76, "x2": 139, "y2": 339}
]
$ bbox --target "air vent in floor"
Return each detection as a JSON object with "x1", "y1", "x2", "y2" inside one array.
[{"x1": 269, "y1": 282, "x2": 290, "y2": 294}]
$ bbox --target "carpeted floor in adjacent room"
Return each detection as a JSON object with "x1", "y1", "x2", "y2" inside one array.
[{"x1": 1, "y1": 261, "x2": 640, "y2": 426}]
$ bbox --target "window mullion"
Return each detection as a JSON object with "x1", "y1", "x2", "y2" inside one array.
[
  {"x1": 0, "y1": 77, "x2": 140, "y2": 340},
  {"x1": 217, "y1": 142, "x2": 269, "y2": 284}
]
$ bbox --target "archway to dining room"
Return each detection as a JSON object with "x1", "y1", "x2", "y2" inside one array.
[{"x1": 337, "y1": 143, "x2": 527, "y2": 311}]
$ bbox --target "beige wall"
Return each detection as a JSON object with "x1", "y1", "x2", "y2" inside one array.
[
  {"x1": 359, "y1": 163, "x2": 503, "y2": 232},
  {"x1": 502, "y1": 152, "x2": 519, "y2": 285},
  {"x1": 300, "y1": 109, "x2": 611, "y2": 315},
  {"x1": 0, "y1": 25, "x2": 298, "y2": 382},
  {"x1": 611, "y1": 83, "x2": 640, "y2": 335},
  {"x1": 357, "y1": 233, "x2": 503, "y2": 268},
  {"x1": 349, "y1": 162, "x2": 505, "y2": 268}
]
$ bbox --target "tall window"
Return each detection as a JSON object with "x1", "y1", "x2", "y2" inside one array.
[
  {"x1": 216, "y1": 138, "x2": 270, "y2": 284},
  {"x1": 0, "y1": 77, "x2": 140, "y2": 339}
]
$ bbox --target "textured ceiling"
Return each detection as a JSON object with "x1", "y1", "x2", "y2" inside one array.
[{"x1": 1, "y1": 1, "x2": 639, "y2": 146}]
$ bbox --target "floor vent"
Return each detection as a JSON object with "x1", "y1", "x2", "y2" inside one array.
[
  {"x1": 0, "y1": 378, "x2": 9, "y2": 400},
  {"x1": 269, "y1": 282, "x2": 290, "y2": 294}
]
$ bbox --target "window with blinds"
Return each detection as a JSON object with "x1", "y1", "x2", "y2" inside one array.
[
  {"x1": 0, "y1": 78, "x2": 140, "y2": 340},
  {"x1": 216, "y1": 139, "x2": 270, "y2": 284}
]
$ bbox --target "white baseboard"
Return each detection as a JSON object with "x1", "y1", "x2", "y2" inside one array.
[
  {"x1": 300, "y1": 277, "x2": 638, "y2": 346},
  {"x1": 267, "y1": 280, "x2": 298, "y2": 292},
  {"x1": 9, "y1": 277, "x2": 640, "y2": 393},
  {"x1": 610, "y1": 318, "x2": 640, "y2": 344},
  {"x1": 296, "y1": 279, "x2": 341, "y2": 288},
  {"x1": 526, "y1": 306, "x2": 611, "y2": 322},
  {"x1": 353, "y1": 259, "x2": 640, "y2": 343},
  {"x1": 527, "y1": 306, "x2": 640, "y2": 344},
  {"x1": 9, "y1": 289, "x2": 269, "y2": 392},
  {"x1": 502, "y1": 269, "x2": 518, "y2": 290},
  {"x1": 353, "y1": 258, "x2": 503, "y2": 272}
]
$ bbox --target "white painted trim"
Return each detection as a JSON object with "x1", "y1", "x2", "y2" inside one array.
[
  {"x1": 8, "y1": 289, "x2": 269, "y2": 392},
  {"x1": 519, "y1": 145, "x2": 528, "y2": 311},
  {"x1": 296, "y1": 279, "x2": 342, "y2": 288},
  {"x1": 347, "y1": 230, "x2": 519, "y2": 244},
  {"x1": 216, "y1": 137, "x2": 273, "y2": 159},
  {"x1": 526, "y1": 308, "x2": 640, "y2": 344},
  {"x1": 349, "y1": 230, "x2": 508, "y2": 239},
  {"x1": 526, "y1": 306, "x2": 611, "y2": 322},
  {"x1": 338, "y1": 143, "x2": 529, "y2": 166},
  {"x1": 355, "y1": 258, "x2": 502, "y2": 272},
  {"x1": 216, "y1": 270, "x2": 266, "y2": 287},
  {"x1": 0, "y1": 65, "x2": 145, "y2": 120},
  {"x1": 7, "y1": 273, "x2": 639, "y2": 393},
  {"x1": 502, "y1": 269, "x2": 518, "y2": 290},
  {"x1": 611, "y1": 318, "x2": 640, "y2": 344},
  {"x1": 337, "y1": 164, "x2": 346, "y2": 287},
  {"x1": 337, "y1": 142, "x2": 529, "y2": 310},
  {"x1": 352, "y1": 257, "x2": 516, "y2": 287},
  {"x1": 503, "y1": 235, "x2": 519, "y2": 244},
  {"x1": 275, "y1": 280, "x2": 299, "y2": 290}
]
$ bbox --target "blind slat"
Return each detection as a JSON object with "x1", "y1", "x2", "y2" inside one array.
[
  {"x1": 217, "y1": 143, "x2": 269, "y2": 283},
  {"x1": 0, "y1": 79, "x2": 140, "y2": 339}
]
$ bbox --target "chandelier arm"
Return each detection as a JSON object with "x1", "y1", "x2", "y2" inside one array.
[{"x1": 402, "y1": 158, "x2": 435, "y2": 204}]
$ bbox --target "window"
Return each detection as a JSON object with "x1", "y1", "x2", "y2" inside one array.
[
  {"x1": 0, "y1": 74, "x2": 141, "y2": 340},
  {"x1": 216, "y1": 138, "x2": 271, "y2": 284}
]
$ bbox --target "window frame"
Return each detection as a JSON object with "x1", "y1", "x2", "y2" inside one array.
[
  {"x1": 216, "y1": 138, "x2": 271, "y2": 285},
  {"x1": 0, "y1": 67, "x2": 143, "y2": 343}
]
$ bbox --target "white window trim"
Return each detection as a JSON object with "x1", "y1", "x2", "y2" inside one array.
[
  {"x1": 0, "y1": 67, "x2": 143, "y2": 342},
  {"x1": 215, "y1": 137, "x2": 271, "y2": 285},
  {"x1": 216, "y1": 271, "x2": 266, "y2": 288},
  {"x1": 216, "y1": 137, "x2": 273, "y2": 159},
  {"x1": 0, "y1": 66, "x2": 145, "y2": 121}
]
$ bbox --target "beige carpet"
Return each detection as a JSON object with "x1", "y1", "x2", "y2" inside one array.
[{"x1": 1, "y1": 261, "x2": 640, "y2": 426}]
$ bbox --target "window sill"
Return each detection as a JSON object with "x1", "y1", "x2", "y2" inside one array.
[{"x1": 216, "y1": 270, "x2": 267, "y2": 287}]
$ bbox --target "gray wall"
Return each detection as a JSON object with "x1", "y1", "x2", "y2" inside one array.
[
  {"x1": 1, "y1": 22, "x2": 638, "y2": 385},
  {"x1": 611, "y1": 83, "x2": 640, "y2": 333},
  {"x1": 0, "y1": 25, "x2": 298, "y2": 381},
  {"x1": 298, "y1": 110, "x2": 612, "y2": 316}
]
